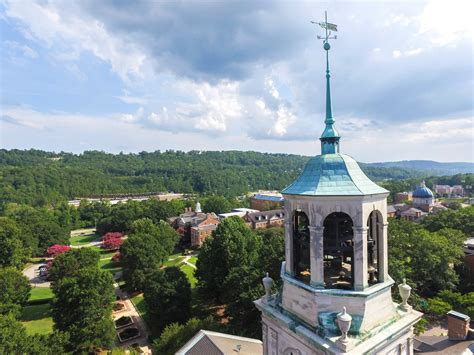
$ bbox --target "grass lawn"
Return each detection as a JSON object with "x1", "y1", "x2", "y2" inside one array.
[
  {"x1": 29, "y1": 287, "x2": 54, "y2": 303},
  {"x1": 180, "y1": 264, "x2": 197, "y2": 288},
  {"x1": 163, "y1": 255, "x2": 185, "y2": 267},
  {"x1": 131, "y1": 294, "x2": 147, "y2": 318},
  {"x1": 98, "y1": 258, "x2": 122, "y2": 274},
  {"x1": 100, "y1": 250, "x2": 117, "y2": 259},
  {"x1": 188, "y1": 256, "x2": 198, "y2": 265},
  {"x1": 21, "y1": 304, "x2": 53, "y2": 335},
  {"x1": 69, "y1": 233, "x2": 98, "y2": 246}
]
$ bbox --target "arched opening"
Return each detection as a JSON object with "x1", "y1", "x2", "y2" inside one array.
[
  {"x1": 293, "y1": 211, "x2": 310, "y2": 284},
  {"x1": 323, "y1": 212, "x2": 354, "y2": 289},
  {"x1": 367, "y1": 210, "x2": 383, "y2": 285}
]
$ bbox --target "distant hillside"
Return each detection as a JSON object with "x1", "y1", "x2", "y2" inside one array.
[
  {"x1": 367, "y1": 160, "x2": 473, "y2": 176},
  {"x1": 0, "y1": 149, "x2": 472, "y2": 206}
]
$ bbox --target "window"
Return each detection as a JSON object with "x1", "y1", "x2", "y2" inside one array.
[
  {"x1": 293, "y1": 211, "x2": 310, "y2": 284},
  {"x1": 367, "y1": 210, "x2": 382, "y2": 285},
  {"x1": 323, "y1": 212, "x2": 354, "y2": 289}
]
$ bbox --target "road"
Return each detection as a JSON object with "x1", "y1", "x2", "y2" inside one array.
[{"x1": 23, "y1": 262, "x2": 51, "y2": 287}]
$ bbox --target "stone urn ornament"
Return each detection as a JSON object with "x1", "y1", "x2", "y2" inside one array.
[
  {"x1": 262, "y1": 272, "x2": 273, "y2": 302},
  {"x1": 336, "y1": 307, "x2": 352, "y2": 344},
  {"x1": 398, "y1": 278, "x2": 412, "y2": 311}
]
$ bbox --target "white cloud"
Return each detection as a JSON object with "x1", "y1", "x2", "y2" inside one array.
[
  {"x1": 4, "y1": 40, "x2": 38, "y2": 58},
  {"x1": 417, "y1": 0, "x2": 473, "y2": 46},
  {"x1": 1, "y1": 1, "x2": 472, "y2": 162},
  {"x1": 401, "y1": 117, "x2": 473, "y2": 143},
  {"x1": 116, "y1": 91, "x2": 148, "y2": 105},
  {"x1": 392, "y1": 48, "x2": 424, "y2": 59},
  {"x1": 118, "y1": 107, "x2": 144, "y2": 123},
  {"x1": 342, "y1": 116, "x2": 474, "y2": 162},
  {"x1": 4, "y1": 0, "x2": 149, "y2": 82},
  {"x1": 404, "y1": 48, "x2": 424, "y2": 57}
]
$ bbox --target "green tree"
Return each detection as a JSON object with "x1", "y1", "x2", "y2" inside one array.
[
  {"x1": 223, "y1": 229, "x2": 284, "y2": 337},
  {"x1": 421, "y1": 206, "x2": 474, "y2": 237},
  {"x1": 0, "y1": 217, "x2": 28, "y2": 268},
  {"x1": 48, "y1": 247, "x2": 100, "y2": 282},
  {"x1": 195, "y1": 218, "x2": 284, "y2": 337},
  {"x1": 0, "y1": 313, "x2": 35, "y2": 354},
  {"x1": 256, "y1": 227, "x2": 285, "y2": 282},
  {"x1": 388, "y1": 219, "x2": 465, "y2": 296},
  {"x1": 51, "y1": 268, "x2": 115, "y2": 352},
  {"x1": 6, "y1": 205, "x2": 69, "y2": 255},
  {"x1": 0, "y1": 267, "x2": 31, "y2": 317},
  {"x1": 144, "y1": 267, "x2": 192, "y2": 333},
  {"x1": 201, "y1": 195, "x2": 232, "y2": 214},
  {"x1": 153, "y1": 316, "x2": 221, "y2": 355},
  {"x1": 120, "y1": 218, "x2": 179, "y2": 291},
  {"x1": 0, "y1": 313, "x2": 68, "y2": 354},
  {"x1": 196, "y1": 217, "x2": 261, "y2": 301},
  {"x1": 222, "y1": 265, "x2": 263, "y2": 337}
]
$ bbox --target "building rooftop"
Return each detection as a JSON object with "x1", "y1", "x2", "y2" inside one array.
[
  {"x1": 252, "y1": 194, "x2": 284, "y2": 202},
  {"x1": 282, "y1": 153, "x2": 388, "y2": 196},
  {"x1": 176, "y1": 330, "x2": 262, "y2": 355},
  {"x1": 413, "y1": 181, "x2": 434, "y2": 198},
  {"x1": 244, "y1": 209, "x2": 284, "y2": 223}
]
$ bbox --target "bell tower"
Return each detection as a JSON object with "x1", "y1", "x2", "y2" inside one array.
[{"x1": 255, "y1": 12, "x2": 422, "y2": 355}]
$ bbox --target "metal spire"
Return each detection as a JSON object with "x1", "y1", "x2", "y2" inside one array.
[{"x1": 311, "y1": 11, "x2": 340, "y2": 154}]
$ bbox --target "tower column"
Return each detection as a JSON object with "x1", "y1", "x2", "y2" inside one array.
[
  {"x1": 309, "y1": 226, "x2": 325, "y2": 287},
  {"x1": 284, "y1": 221, "x2": 294, "y2": 276},
  {"x1": 378, "y1": 222, "x2": 389, "y2": 282},
  {"x1": 353, "y1": 226, "x2": 368, "y2": 291}
]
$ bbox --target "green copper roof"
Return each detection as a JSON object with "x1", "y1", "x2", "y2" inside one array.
[{"x1": 282, "y1": 153, "x2": 388, "y2": 196}]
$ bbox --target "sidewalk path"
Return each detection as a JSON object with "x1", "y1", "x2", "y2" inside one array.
[
  {"x1": 182, "y1": 255, "x2": 197, "y2": 269},
  {"x1": 113, "y1": 285, "x2": 152, "y2": 354}
]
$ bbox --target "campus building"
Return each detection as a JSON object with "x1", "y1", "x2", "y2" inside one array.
[
  {"x1": 250, "y1": 193, "x2": 284, "y2": 211},
  {"x1": 254, "y1": 14, "x2": 422, "y2": 354},
  {"x1": 169, "y1": 202, "x2": 220, "y2": 248}
]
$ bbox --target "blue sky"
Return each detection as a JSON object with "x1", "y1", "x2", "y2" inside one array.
[{"x1": 0, "y1": 0, "x2": 472, "y2": 162}]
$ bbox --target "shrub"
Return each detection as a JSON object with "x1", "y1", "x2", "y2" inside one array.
[
  {"x1": 428, "y1": 298, "x2": 452, "y2": 316},
  {"x1": 102, "y1": 232, "x2": 125, "y2": 250},
  {"x1": 46, "y1": 245, "x2": 71, "y2": 258}
]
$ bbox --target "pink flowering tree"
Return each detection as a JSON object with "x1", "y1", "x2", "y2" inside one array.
[
  {"x1": 46, "y1": 244, "x2": 71, "y2": 258},
  {"x1": 102, "y1": 232, "x2": 124, "y2": 250}
]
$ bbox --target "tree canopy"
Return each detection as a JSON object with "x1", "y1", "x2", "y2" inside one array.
[
  {"x1": 196, "y1": 219, "x2": 284, "y2": 337},
  {"x1": 144, "y1": 267, "x2": 192, "y2": 333},
  {"x1": 0, "y1": 217, "x2": 28, "y2": 268},
  {"x1": 51, "y1": 267, "x2": 115, "y2": 352},
  {"x1": 388, "y1": 218, "x2": 465, "y2": 296},
  {"x1": 0, "y1": 268, "x2": 31, "y2": 318},
  {"x1": 120, "y1": 218, "x2": 179, "y2": 291},
  {"x1": 3, "y1": 148, "x2": 458, "y2": 208},
  {"x1": 48, "y1": 248, "x2": 100, "y2": 282}
]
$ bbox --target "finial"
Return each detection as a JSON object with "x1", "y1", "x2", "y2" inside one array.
[
  {"x1": 262, "y1": 272, "x2": 273, "y2": 302},
  {"x1": 398, "y1": 278, "x2": 412, "y2": 312},
  {"x1": 336, "y1": 306, "x2": 352, "y2": 345},
  {"x1": 311, "y1": 12, "x2": 340, "y2": 155}
]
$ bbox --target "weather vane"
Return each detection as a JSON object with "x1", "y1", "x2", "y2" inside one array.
[{"x1": 311, "y1": 11, "x2": 338, "y2": 50}]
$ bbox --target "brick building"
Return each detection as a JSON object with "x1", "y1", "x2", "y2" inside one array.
[
  {"x1": 169, "y1": 202, "x2": 219, "y2": 248},
  {"x1": 243, "y1": 209, "x2": 284, "y2": 229}
]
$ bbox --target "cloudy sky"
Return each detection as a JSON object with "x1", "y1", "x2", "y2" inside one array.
[{"x1": 0, "y1": 0, "x2": 472, "y2": 162}]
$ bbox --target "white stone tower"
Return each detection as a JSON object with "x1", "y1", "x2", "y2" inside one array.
[{"x1": 255, "y1": 12, "x2": 422, "y2": 355}]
